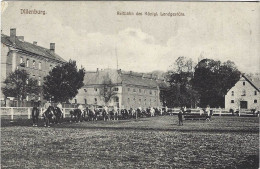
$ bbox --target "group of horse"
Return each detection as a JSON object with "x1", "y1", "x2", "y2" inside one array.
[
  {"x1": 31, "y1": 106, "x2": 63, "y2": 127},
  {"x1": 31, "y1": 106, "x2": 167, "y2": 127}
]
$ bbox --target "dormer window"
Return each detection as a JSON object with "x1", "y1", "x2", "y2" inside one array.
[
  {"x1": 32, "y1": 60, "x2": 36, "y2": 68},
  {"x1": 39, "y1": 62, "x2": 42, "y2": 70},
  {"x1": 243, "y1": 82, "x2": 245, "y2": 86},
  {"x1": 255, "y1": 91, "x2": 257, "y2": 95},
  {"x1": 26, "y1": 59, "x2": 29, "y2": 67},
  {"x1": 231, "y1": 91, "x2": 234, "y2": 96}
]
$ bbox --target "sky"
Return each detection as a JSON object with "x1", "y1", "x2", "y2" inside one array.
[{"x1": 1, "y1": 1, "x2": 259, "y2": 73}]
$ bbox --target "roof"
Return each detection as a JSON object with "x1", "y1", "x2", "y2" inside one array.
[
  {"x1": 1, "y1": 34, "x2": 66, "y2": 63},
  {"x1": 83, "y1": 69, "x2": 169, "y2": 89},
  {"x1": 242, "y1": 74, "x2": 260, "y2": 92}
]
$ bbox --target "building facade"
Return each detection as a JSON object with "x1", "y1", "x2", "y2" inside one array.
[
  {"x1": 72, "y1": 69, "x2": 168, "y2": 109},
  {"x1": 1, "y1": 28, "x2": 66, "y2": 105},
  {"x1": 225, "y1": 74, "x2": 260, "y2": 110}
]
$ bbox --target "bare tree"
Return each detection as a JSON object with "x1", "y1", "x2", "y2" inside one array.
[{"x1": 99, "y1": 75, "x2": 117, "y2": 106}]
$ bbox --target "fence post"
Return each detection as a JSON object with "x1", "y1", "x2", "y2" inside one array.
[
  {"x1": 63, "y1": 108, "x2": 66, "y2": 118},
  {"x1": 28, "y1": 108, "x2": 30, "y2": 119},
  {"x1": 219, "y1": 110, "x2": 221, "y2": 116},
  {"x1": 10, "y1": 107, "x2": 14, "y2": 121}
]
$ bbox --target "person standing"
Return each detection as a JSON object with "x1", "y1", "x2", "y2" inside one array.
[{"x1": 178, "y1": 109, "x2": 183, "y2": 126}]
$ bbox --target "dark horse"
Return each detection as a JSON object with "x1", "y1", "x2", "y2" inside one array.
[
  {"x1": 70, "y1": 109, "x2": 82, "y2": 122},
  {"x1": 43, "y1": 106, "x2": 55, "y2": 127},
  {"x1": 32, "y1": 106, "x2": 39, "y2": 126},
  {"x1": 54, "y1": 107, "x2": 63, "y2": 124}
]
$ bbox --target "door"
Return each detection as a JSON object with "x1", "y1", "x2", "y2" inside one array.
[{"x1": 240, "y1": 101, "x2": 248, "y2": 109}]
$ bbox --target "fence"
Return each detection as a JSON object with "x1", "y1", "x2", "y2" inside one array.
[
  {"x1": 0, "y1": 107, "x2": 75, "y2": 120},
  {"x1": 0, "y1": 107, "x2": 258, "y2": 120}
]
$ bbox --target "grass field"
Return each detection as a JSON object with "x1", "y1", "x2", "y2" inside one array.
[{"x1": 1, "y1": 116, "x2": 259, "y2": 169}]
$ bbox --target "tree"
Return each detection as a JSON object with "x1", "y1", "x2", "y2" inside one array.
[
  {"x1": 43, "y1": 60, "x2": 85, "y2": 103},
  {"x1": 192, "y1": 59, "x2": 241, "y2": 108},
  {"x1": 99, "y1": 74, "x2": 117, "y2": 105},
  {"x1": 1, "y1": 69, "x2": 40, "y2": 105},
  {"x1": 165, "y1": 56, "x2": 199, "y2": 108}
]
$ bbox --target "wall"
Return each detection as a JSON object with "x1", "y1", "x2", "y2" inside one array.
[{"x1": 225, "y1": 76, "x2": 260, "y2": 110}]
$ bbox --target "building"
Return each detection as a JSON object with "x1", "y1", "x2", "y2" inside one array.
[
  {"x1": 1, "y1": 28, "x2": 66, "y2": 105},
  {"x1": 225, "y1": 74, "x2": 260, "y2": 110},
  {"x1": 72, "y1": 69, "x2": 168, "y2": 109}
]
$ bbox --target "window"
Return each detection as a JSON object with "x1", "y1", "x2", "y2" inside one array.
[
  {"x1": 139, "y1": 99, "x2": 141, "y2": 104},
  {"x1": 128, "y1": 98, "x2": 130, "y2": 102},
  {"x1": 154, "y1": 91, "x2": 157, "y2": 95},
  {"x1": 114, "y1": 87, "x2": 119, "y2": 91},
  {"x1": 231, "y1": 91, "x2": 234, "y2": 96},
  {"x1": 128, "y1": 88, "x2": 130, "y2": 92},
  {"x1": 84, "y1": 99, "x2": 87, "y2": 104},
  {"x1": 114, "y1": 97, "x2": 119, "y2": 102},
  {"x1": 84, "y1": 89, "x2": 87, "y2": 92},
  {"x1": 242, "y1": 90, "x2": 246, "y2": 96},
  {"x1": 33, "y1": 60, "x2": 36, "y2": 68},
  {"x1": 150, "y1": 90, "x2": 152, "y2": 95},
  {"x1": 139, "y1": 89, "x2": 141, "y2": 93},
  {"x1": 74, "y1": 99, "x2": 77, "y2": 104},
  {"x1": 231, "y1": 100, "x2": 234, "y2": 103},
  {"x1": 39, "y1": 62, "x2": 41, "y2": 70},
  {"x1": 133, "y1": 88, "x2": 136, "y2": 92},
  {"x1": 94, "y1": 98, "x2": 97, "y2": 104},
  {"x1": 26, "y1": 59, "x2": 29, "y2": 67},
  {"x1": 133, "y1": 98, "x2": 136, "y2": 102},
  {"x1": 254, "y1": 100, "x2": 257, "y2": 103},
  {"x1": 255, "y1": 91, "x2": 257, "y2": 95},
  {"x1": 144, "y1": 99, "x2": 146, "y2": 105},
  {"x1": 243, "y1": 82, "x2": 245, "y2": 86},
  {"x1": 94, "y1": 88, "x2": 98, "y2": 92}
]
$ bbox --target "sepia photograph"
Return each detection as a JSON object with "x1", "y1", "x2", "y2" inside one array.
[{"x1": 1, "y1": 1, "x2": 259, "y2": 168}]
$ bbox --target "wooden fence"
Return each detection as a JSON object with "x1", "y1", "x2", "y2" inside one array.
[{"x1": 0, "y1": 107, "x2": 258, "y2": 120}]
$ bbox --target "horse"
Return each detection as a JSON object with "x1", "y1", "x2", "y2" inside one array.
[
  {"x1": 32, "y1": 107, "x2": 39, "y2": 126},
  {"x1": 54, "y1": 107, "x2": 63, "y2": 124},
  {"x1": 69, "y1": 109, "x2": 82, "y2": 122},
  {"x1": 88, "y1": 109, "x2": 97, "y2": 121},
  {"x1": 43, "y1": 106, "x2": 55, "y2": 127}
]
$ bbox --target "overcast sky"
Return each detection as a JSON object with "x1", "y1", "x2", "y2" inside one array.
[{"x1": 2, "y1": 2, "x2": 259, "y2": 73}]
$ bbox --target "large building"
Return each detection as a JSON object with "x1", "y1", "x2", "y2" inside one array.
[
  {"x1": 1, "y1": 28, "x2": 66, "y2": 105},
  {"x1": 225, "y1": 74, "x2": 260, "y2": 110},
  {"x1": 72, "y1": 69, "x2": 168, "y2": 109}
]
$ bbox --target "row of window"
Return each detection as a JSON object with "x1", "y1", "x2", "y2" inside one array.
[
  {"x1": 127, "y1": 98, "x2": 157, "y2": 104},
  {"x1": 127, "y1": 87, "x2": 157, "y2": 95},
  {"x1": 231, "y1": 90, "x2": 257, "y2": 96},
  {"x1": 20, "y1": 57, "x2": 53, "y2": 70},
  {"x1": 231, "y1": 100, "x2": 257, "y2": 103},
  {"x1": 83, "y1": 87, "x2": 157, "y2": 96}
]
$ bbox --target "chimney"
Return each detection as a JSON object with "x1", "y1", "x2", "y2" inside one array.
[
  {"x1": 10, "y1": 28, "x2": 16, "y2": 44},
  {"x1": 96, "y1": 68, "x2": 99, "y2": 72},
  {"x1": 50, "y1": 43, "x2": 55, "y2": 53},
  {"x1": 33, "y1": 41, "x2": 37, "y2": 45}
]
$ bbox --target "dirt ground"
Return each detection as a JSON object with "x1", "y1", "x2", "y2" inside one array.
[{"x1": 1, "y1": 116, "x2": 259, "y2": 169}]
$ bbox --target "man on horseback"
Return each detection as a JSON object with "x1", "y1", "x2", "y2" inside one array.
[{"x1": 31, "y1": 101, "x2": 40, "y2": 127}]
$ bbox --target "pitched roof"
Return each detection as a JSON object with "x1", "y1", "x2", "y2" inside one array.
[
  {"x1": 242, "y1": 74, "x2": 260, "y2": 92},
  {"x1": 1, "y1": 34, "x2": 66, "y2": 63},
  {"x1": 83, "y1": 69, "x2": 169, "y2": 89}
]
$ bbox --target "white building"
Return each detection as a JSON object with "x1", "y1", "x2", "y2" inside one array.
[{"x1": 225, "y1": 74, "x2": 260, "y2": 110}]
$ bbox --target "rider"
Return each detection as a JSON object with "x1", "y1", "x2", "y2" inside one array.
[
  {"x1": 57, "y1": 102, "x2": 64, "y2": 117},
  {"x1": 43, "y1": 100, "x2": 51, "y2": 113}
]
